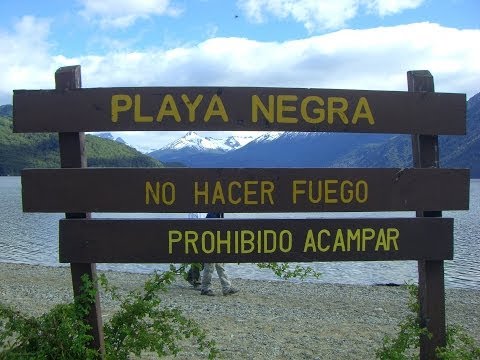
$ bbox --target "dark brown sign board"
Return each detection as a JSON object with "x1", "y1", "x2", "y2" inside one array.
[
  {"x1": 13, "y1": 87, "x2": 466, "y2": 134},
  {"x1": 59, "y1": 218, "x2": 453, "y2": 263},
  {"x1": 22, "y1": 167, "x2": 469, "y2": 213}
]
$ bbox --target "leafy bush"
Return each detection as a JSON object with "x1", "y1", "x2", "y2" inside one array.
[
  {"x1": 0, "y1": 268, "x2": 218, "y2": 359},
  {"x1": 101, "y1": 266, "x2": 217, "y2": 360},
  {"x1": 436, "y1": 325, "x2": 480, "y2": 360},
  {"x1": 0, "y1": 262, "x2": 321, "y2": 358},
  {"x1": 0, "y1": 274, "x2": 100, "y2": 359},
  {"x1": 376, "y1": 284, "x2": 480, "y2": 360}
]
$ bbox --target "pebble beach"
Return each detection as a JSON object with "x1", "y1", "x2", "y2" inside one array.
[{"x1": 0, "y1": 262, "x2": 479, "y2": 359}]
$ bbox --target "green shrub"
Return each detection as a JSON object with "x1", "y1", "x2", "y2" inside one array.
[
  {"x1": 375, "y1": 284, "x2": 480, "y2": 360},
  {"x1": 0, "y1": 269, "x2": 218, "y2": 359},
  {"x1": 0, "y1": 262, "x2": 321, "y2": 359}
]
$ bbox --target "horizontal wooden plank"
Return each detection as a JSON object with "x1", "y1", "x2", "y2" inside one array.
[
  {"x1": 21, "y1": 168, "x2": 470, "y2": 213},
  {"x1": 13, "y1": 87, "x2": 466, "y2": 134},
  {"x1": 59, "y1": 218, "x2": 454, "y2": 263}
]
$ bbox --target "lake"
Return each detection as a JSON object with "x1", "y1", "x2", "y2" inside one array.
[{"x1": 0, "y1": 176, "x2": 479, "y2": 289}]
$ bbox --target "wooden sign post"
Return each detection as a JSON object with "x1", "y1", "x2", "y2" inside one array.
[
  {"x1": 13, "y1": 67, "x2": 468, "y2": 359},
  {"x1": 409, "y1": 70, "x2": 446, "y2": 359},
  {"x1": 55, "y1": 66, "x2": 104, "y2": 355}
]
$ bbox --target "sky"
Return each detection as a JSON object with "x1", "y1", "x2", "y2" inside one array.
[{"x1": 1, "y1": 0, "x2": 479, "y2": 151}]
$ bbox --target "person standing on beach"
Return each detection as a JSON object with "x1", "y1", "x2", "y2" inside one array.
[{"x1": 200, "y1": 212, "x2": 239, "y2": 296}]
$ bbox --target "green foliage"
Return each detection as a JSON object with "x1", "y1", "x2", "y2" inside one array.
[
  {"x1": 437, "y1": 326, "x2": 480, "y2": 360},
  {"x1": 101, "y1": 265, "x2": 217, "y2": 360},
  {"x1": 375, "y1": 284, "x2": 429, "y2": 360},
  {"x1": 256, "y1": 262, "x2": 321, "y2": 280},
  {"x1": 0, "y1": 115, "x2": 163, "y2": 175},
  {"x1": 0, "y1": 269, "x2": 218, "y2": 359},
  {"x1": 0, "y1": 274, "x2": 98, "y2": 359},
  {"x1": 85, "y1": 135, "x2": 162, "y2": 168},
  {"x1": 375, "y1": 284, "x2": 480, "y2": 360}
]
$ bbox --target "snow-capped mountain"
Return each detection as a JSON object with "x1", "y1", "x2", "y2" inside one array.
[
  {"x1": 148, "y1": 131, "x2": 257, "y2": 165},
  {"x1": 248, "y1": 131, "x2": 284, "y2": 144},
  {"x1": 161, "y1": 131, "x2": 242, "y2": 152},
  {"x1": 148, "y1": 130, "x2": 389, "y2": 168}
]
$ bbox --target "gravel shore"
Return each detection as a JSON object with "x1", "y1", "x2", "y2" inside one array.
[{"x1": 0, "y1": 262, "x2": 479, "y2": 359}]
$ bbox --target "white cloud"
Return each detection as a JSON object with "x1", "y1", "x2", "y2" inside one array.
[
  {"x1": 69, "y1": 22, "x2": 478, "y2": 99},
  {"x1": 367, "y1": 0, "x2": 424, "y2": 16},
  {"x1": 237, "y1": 0, "x2": 425, "y2": 32},
  {"x1": 2, "y1": 19, "x2": 479, "y2": 149},
  {"x1": 79, "y1": 0, "x2": 182, "y2": 28},
  {"x1": 0, "y1": 16, "x2": 58, "y2": 103}
]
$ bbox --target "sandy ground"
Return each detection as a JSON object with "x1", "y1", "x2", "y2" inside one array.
[{"x1": 0, "y1": 262, "x2": 479, "y2": 359}]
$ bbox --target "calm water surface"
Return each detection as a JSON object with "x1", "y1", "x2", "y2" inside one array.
[{"x1": 1, "y1": 177, "x2": 479, "y2": 289}]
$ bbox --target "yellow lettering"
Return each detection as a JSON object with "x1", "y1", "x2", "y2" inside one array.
[
  {"x1": 212, "y1": 181, "x2": 226, "y2": 204},
  {"x1": 252, "y1": 95, "x2": 274, "y2": 123},
  {"x1": 204, "y1": 95, "x2": 228, "y2": 122},
  {"x1": 261, "y1": 181, "x2": 275, "y2": 205},
  {"x1": 134, "y1": 94, "x2": 153, "y2": 123},
  {"x1": 263, "y1": 230, "x2": 277, "y2": 253},
  {"x1": 162, "y1": 182, "x2": 175, "y2": 205},
  {"x1": 277, "y1": 95, "x2": 298, "y2": 123},
  {"x1": 352, "y1": 97, "x2": 374, "y2": 125},
  {"x1": 216, "y1": 231, "x2": 231, "y2": 253},
  {"x1": 340, "y1": 180, "x2": 354, "y2": 203},
  {"x1": 301, "y1": 96, "x2": 325, "y2": 123},
  {"x1": 111, "y1": 94, "x2": 132, "y2": 122},
  {"x1": 308, "y1": 180, "x2": 322, "y2": 204},
  {"x1": 279, "y1": 230, "x2": 292, "y2": 252},
  {"x1": 202, "y1": 231, "x2": 216, "y2": 254},
  {"x1": 145, "y1": 181, "x2": 159, "y2": 205},
  {"x1": 145, "y1": 181, "x2": 175, "y2": 205},
  {"x1": 241, "y1": 230, "x2": 255, "y2": 253},
  {"x1": 194, "y1": 182, "x2": 209, "y2": 205},
  {"x1": 327, "y1": 97, "x2": 348, "y2": 124},
  {"x1": 227, "y1": 181, "x2": 242, "y2": 205},
  {"x1": 333, "y1": 230, "x2": 346, "y2": 252},
  {"x1": 318, "y1": 229, "x2": 331, "y2": 252},
  {"x1": 244, "y1": 181, "x2": 258, "y2": 205},
  {"x1": 168, "y1": 230, "x2": 182, "y2": 254},
  {"x1": 304, "y1": 230, "x2": 316, "y2": 252},
  {"x1": 324, "y1": 180, "x2": 338, "y2": 204},
  {"x1": 388, "y1": 228, "x2": 399, "y2": 250},
  {"x1": 156, "y1": 94, "x2": 180, "y2": 122},
  {"x1": 362, "y1": 228, "x2": 376, "y2": 251},
  {"x1": 292, "y1": 180, "x2": 306, "y2": 204},
  {"x1": 347, "y1": 229, "x2": 361, "y2": 251},
  {"x1": 356, "y1": 180, "x2": 368, "y2": 203},
  {"x1": 181, "y1": 94, "x2": 203, "y2": 122},
  {"x1": 185, "y1": 231, "x2": 199, "y2": 254},
  {"x1": 375, "y1": 229, "x2": 388, "y2": 251}
]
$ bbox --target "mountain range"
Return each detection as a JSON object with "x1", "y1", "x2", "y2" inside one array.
[
  {"x1": 146, "y1": 91, "x2": 479, "y2": 177},
  {"x1": 148, "y1": 131, "x2": 258, "y2": 166}
]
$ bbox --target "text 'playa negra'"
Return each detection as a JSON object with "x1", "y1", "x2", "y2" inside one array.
[{"x1": 111, "y1": 93, "x2": 375, "y2": 125}]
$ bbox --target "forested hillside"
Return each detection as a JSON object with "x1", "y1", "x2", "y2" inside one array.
[{"x1": 0, "y1": 114, "x2": 163, "y2": 175}]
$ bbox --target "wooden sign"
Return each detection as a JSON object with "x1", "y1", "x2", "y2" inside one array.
[
  {"x1": 21, "y1": 168, "x2": 469, "y2": 213},
  {"x1": 14, "y1": 67, "x2": 464, "y2": 356},
  {"x1": 59, "y1": 218, "x2": 453, "y2": 263},
  {"x1": 13, "y1": 87, "x2": 466, "y2": 134}
]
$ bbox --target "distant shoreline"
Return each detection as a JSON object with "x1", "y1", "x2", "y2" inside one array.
[{"x1": 1, "y1": 262, "x2": 479, "y2": 359}]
